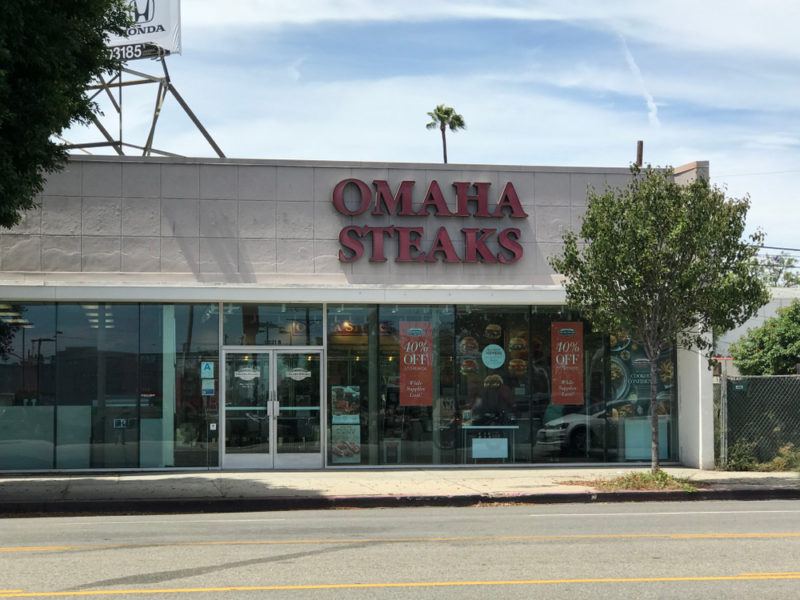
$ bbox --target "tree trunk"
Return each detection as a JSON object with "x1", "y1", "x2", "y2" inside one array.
[
  {"x1": 440, "y1": 125, "x2": 448, "y2": 164},
  {"x1": 650, "y1": 356, "x2": 660, "y2": 473}
]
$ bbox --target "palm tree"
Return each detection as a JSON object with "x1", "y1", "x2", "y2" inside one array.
[{"x1": 426, "y1": 104, "x2": 465, "y2": 164}]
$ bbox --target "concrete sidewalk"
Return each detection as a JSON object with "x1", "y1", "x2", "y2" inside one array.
[{"x1": 1, "y1": 467, "x2": 798, "y2": 516}]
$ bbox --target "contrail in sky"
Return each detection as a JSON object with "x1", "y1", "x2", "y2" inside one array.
[{"x1": 618, "y1": 34, "x2": 660, "y2": 127}]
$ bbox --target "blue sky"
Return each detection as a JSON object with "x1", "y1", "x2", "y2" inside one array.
[{"x1": 68, "y1": 0, "x2": 800, "y2": 249}]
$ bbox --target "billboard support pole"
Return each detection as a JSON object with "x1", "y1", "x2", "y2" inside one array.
[
  {"x1": 66, "y1": 56, "x2": 224, "y2": 158},
  {"x1": 167, "y1": 83, "x2": 226, "y2": 159},
  {"x1": 89, "y1": 113, "x2": 123, "y2": 156},
  {"x1": 118, "y1": 69, "x2": 123, "y2": 151},
  {"x1": 143, "y1": 80, "x2": 167, "y2": 156}
]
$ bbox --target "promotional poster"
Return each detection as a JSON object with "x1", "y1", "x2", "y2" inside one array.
[
  {"x1": 551, "y1": 321, "x2": 584, "y2": 405},
  {"x1": 398, "y1": 321, "x2": 434, "y2": 406}
]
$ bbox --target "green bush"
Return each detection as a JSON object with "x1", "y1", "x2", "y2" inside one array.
[
  {"x1": 761, "y1": 444, "x2": 800, "y2": 472},
  {"x1": 724, "y1": 441, "x2": 800, "y2": 472},
  {"x1": 592, "y1": 470, "x2": 697, "y2": 492},
  {"x1": 725, "y1": 440, "x2": 759, "y2": 471}
]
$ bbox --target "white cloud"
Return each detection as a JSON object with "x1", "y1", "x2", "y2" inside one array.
[{"x1": 183, "y1": 1, "x2": 800, "y2": 60}]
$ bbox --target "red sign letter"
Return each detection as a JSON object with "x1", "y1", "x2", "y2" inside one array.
[
  {"x1": 365, "y1": 226, "x2": 396, "y2": 263},
  {"x1": 416, "y1": 181, "x2": 454, "y2": 217},
  {"x1": 497, "y1": 228, "x2": 523, "y2": 264},
  {"x1": 492, "y1": 182, "x2": 528, "y2": 218},
  {"x1": 332, "y1": 178, "x2": 372, "y2": 216},
  {"x1": 395, "y1": 227, "x2": 426, "y2": 262},
  {"x1": 425, "y1": 227, "x2": 461, "y2": 263},
  {"x1": 338, "y1": 226, "x2": 365, "y2": 262},
  {"x1": 462, "y1": 228, "x2": 497, "y2": 263},
  {"x1": 372, "y1": 180, "x2": 416, "y2": 216},
  {"x1": 453, "y1": 182, "x2": 492, "y2": 217}
]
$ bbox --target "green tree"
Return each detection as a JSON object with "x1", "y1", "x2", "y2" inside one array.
[
  {"x1": 0, "y1": 0, "x2": 129, "y2": 228},
  {"x1": 730, "y1": 300, "x2": 800, "y2": 375},
  {"x1": 550, "y1": 166, "x2": 769, "y2": 472},
  {"x1": 426, "y1": 104, "x2": 465, "y2": 164},
  {"x1": 756, "y1": 252, "x2": 800, "y2": 288}
]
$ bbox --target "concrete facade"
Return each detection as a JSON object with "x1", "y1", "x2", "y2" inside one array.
[{"x1": 0, "y1": 156, "x2": 634, "y2": 287}]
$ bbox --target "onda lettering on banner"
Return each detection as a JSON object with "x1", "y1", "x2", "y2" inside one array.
[{"x1": 333, "y1": 179, "x2": 528, "y2": 264}]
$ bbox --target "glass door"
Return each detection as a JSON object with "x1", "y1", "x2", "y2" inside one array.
[
  {"x1": 222, "y1": 350, "x2": 323, "y2": 469},
  {"x1": 222, "y1": 352, "x2": 272, "y2": 468},
  {"x1": 274, "y1": 352, "x2": 323, "y2": 469}
]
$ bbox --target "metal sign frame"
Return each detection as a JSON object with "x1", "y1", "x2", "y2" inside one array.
[{"x1": 65, "y1": 55, "x2": 224, "y2": 158}]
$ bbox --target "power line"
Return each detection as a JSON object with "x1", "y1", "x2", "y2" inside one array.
[
  {"x1": 757, "y1": 245, "x2": 800, "y2": 253},
  {"x1": 715, "y1": 169, "x2": 800, "y2": 178}
]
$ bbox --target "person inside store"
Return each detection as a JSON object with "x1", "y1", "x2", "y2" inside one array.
[{"x1": 471, "y1": 374, "x2": 514, "y2": 424}]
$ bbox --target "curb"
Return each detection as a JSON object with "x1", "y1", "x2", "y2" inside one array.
[{"x1": 2, "y1": 487, "x2": 800, "y2": 517}]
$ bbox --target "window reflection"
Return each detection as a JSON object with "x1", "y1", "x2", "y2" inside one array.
[
  {"x1": 0, "y1": 303, "x2": 56, "y2": 469},
  {"x1": 378, "y1": 306, "x2": 455, "y2": 465},
  {"x1": 223, "y1": 304, "x2": 323, "y2": 346},
  {"x1": 455, "y1": 306, "x2": 528, "y2": 463},
  {"x1": 327, "y1": 306, "x2": 375, "y2": 465}
]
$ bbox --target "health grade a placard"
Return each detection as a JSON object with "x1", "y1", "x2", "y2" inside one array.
[
  {"x1": 399, "y1": 321, "x2": 434, "y2": 407},
  {"x1": 200, "y1": 361, "x2": 214, "y2": 379}
]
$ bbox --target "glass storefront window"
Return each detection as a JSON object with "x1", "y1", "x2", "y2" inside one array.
[
  {"x1": 55, "y1": 303, "x2": 140, "y2": 469},
  {"x1": 455, "y1": 305, "x2": 529, "y2": 464},
  {"x1": 0, "y1": 302, "x2": 219, "y2": 471},
  {"x1": 606, "y1": 337, "x2": 676, "y2": 462},
  {"x1": 223, "y1": 304, "x2": 323, "y2": 346},
  {"x1": 141, "y1": 303, "x2": 220, "y2": 468},
  {"x1": 378, "y1": 306, "x2": 455, "y2": 465},
  {"x1": 529, "y1": 308, "x2": 604, "y2": 463},
  {"x1": 325, "y1": 304, "x2": 676, "y2": 467},
  {"x1": 1, "y1": 300, "x2": 679, "y2": 470},
  {"x1": 0, "y1": 303, "x2": 56, "y2": 470},
  {"x1": 327, "y1": 305, "x2": 376, "y2": 465}
]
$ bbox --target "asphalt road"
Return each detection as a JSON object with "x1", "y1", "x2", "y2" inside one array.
[{"x1": 2, "y1": 500, "x2": 800, "y2": 599}]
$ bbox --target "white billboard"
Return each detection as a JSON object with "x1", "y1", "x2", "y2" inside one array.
[{"x1": 107, "y1": 0, "x2": 181, "y2": 59}]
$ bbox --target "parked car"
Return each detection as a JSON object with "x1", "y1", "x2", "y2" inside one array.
[{"x1": 536, "y1": 400, "x2": 641, "y2": 454}]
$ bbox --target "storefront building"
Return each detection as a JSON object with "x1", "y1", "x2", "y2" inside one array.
[{"x1": 0, "y1": 157, "x2": 714, "y2": 471}]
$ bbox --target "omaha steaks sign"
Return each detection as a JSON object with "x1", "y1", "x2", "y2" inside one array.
[{"x1": 332, "y1": 179, "x2": 528, "y2": 264}]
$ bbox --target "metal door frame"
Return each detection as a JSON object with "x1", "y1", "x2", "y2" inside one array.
[{"x1": 221, "y1": 347, "x2": 324, "y2": 469}]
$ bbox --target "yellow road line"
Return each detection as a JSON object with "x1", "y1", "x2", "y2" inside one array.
[
  {"x1": 0, "y1": 547, "x2": 76, "y2": 553},
  {"x1": 2, "y1": 573, "x2": 800, "y2": 597},
  {"x1": 3, "y1": 531, "x2": 800, "y2": 553}
]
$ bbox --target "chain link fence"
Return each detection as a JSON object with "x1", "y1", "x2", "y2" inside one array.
[{"x1": 718, "y1": 373, "x2": 800, "y2": 468}]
